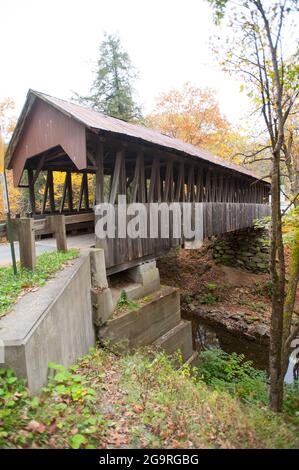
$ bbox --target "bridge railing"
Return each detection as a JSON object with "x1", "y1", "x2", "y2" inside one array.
[
  {"x1": 202, "y1": 202, "x2": 270, "y2": 238},
  {"x1": 0, "y1": 213, "x2": 95, "y2": 269},
  {"x1": 95, "y1": 202, "x2": 271, "y2": 273}
]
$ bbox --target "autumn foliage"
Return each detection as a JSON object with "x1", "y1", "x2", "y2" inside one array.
[{"x1": 146, "y1": 82, "x2": 246, "y2": 163}]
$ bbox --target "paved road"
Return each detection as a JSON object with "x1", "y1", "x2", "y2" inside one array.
[
  {"x1": 0, "y1": 242, "x2": 56, "y2": 266},
  {"x1": 0, "y1": 233, "x2": 95, "y2": 266}
]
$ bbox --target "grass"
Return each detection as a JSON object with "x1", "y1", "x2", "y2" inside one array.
[
  {"x1": 0, "y1": 347, "x2": 298, "y2": 449},
  {"x1": 0, "y1": 249, "x2": 79, "y2": 316}
]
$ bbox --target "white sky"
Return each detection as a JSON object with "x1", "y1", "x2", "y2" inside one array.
[{"x1": 0, "y1": 0, "x2": 251, "y2": 124}]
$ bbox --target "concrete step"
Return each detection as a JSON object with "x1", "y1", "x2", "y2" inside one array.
[
  {"x1": 99, "y1": 286, "x2": 181, "y2": 350},
  {"x1": 153, "y1": 320, "x2": 194, "y2": 364},
  {"x1": 110, "y1": 281, "x2": 144, "y2": 309},
  {"x1": 109, "y1": 260, "x2": 161, "y2": 308}
]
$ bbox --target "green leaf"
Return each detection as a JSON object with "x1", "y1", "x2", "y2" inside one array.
[
  {"x1": 70, "y1": 434, "x2": 87, "y2": 449},
  {"x1": 7, "y1": 377, "x2": 17, "y2": 385}
]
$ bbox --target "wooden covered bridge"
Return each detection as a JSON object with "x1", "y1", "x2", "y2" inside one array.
[{"x1": 5, "y1": 90, "x2": 270, "y2": 273}]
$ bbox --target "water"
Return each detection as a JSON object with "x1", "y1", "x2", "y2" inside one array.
[{"x1": 183, "y1": 310, "x2": 299, "y2": 383}]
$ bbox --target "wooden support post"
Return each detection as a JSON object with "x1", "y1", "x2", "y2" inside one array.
[
  {"x1": 175, "y1": 163, "x2": 184, "y2": 202},
  {"x1": 164, "y1": 161, "x2": 173, "y2": 202},
  {"x1": 156, "y1": 158, "x2": 161, "y2": 202},
  {"x1": 196, "y1": 168, "x2": 203, "y2": 202},
  {"x1": 32, "y1": 155, "x2": 46, "y2": 184},
  {"x1": 119, "y1": 151, "x2": 127, "y2": 197},
  {"x1": 95, "y1": 142, "x2": 104, "y2": 204},
  {"x1": 67, "y1": 172, "x2": 73, "y2": 212},
  {"x1": 84, "y1": 174, "x2": 90, "y2": 209},
  {"x1": 139, "y1": 152, "x2": 146, "y2": 203},
  {"x1": 48, "y1": 170, "x2": 55, "y2": 213},
  {"x1": 17, "y1": 218, "x2": 36, "y2": 270},
  {"x1": 77, "y1": 173, "x2": 89, "y2": 212},
  {"x1": 48, "y1": 215, "x2": 67, "y2": 252},
  {"x1": 27, "y1": 169, "x2": 36, "y2": 214},
  {"x1": 77, "y1": 174, "x2": 85, "y2": 212},
  {"x1": 41, "y1": 171, "x2": 50, "y2": 214},
  {"x1": 187, "y1": 165, "x2": 195, "y2": 202},
  {"x1": 131, "y1": 153, "x2": 141, "y2": 203},
  {"x1": 206, "y1": 171, "x2": 211, "y2": 202},
  {"x1": 109, "y1": 151, "x2": 123, "y2": 204},
  {"x1": 60, "y1": 172, "x2": 68, "y2": 213},
  {"x1": 148, "y1": 158, "x2": 158, "y2": 202}
]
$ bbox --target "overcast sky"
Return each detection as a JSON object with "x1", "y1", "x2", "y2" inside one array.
[{"x1": 0, "y1": 0, "x2": 251, "y2": 124}]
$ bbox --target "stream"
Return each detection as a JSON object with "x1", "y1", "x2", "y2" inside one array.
[{"x1": 183, "y1": 311, "x2": 299, "y2": 384}]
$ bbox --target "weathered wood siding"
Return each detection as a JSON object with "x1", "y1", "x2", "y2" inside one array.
[
  {"x1": 10, "y1": 99, "x2": 87, "y2": 186},
  {"x1": 96, "y1": 202, "x2": 270, "y2": 271}
]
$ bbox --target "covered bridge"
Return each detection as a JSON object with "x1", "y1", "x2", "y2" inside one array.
[{"x1": 5, "y1": 89, "x2": 270, "y2": 273}]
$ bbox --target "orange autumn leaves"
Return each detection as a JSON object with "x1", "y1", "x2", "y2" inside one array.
[
  {"x1": 146, "y1": 82, "x2": 246, "y2": 164},
  {"x1": 0, "y1": 98, "x2": 20, "y2": 220}
]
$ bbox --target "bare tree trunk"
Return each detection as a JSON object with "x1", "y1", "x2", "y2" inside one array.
[{"x1": 269, "y1": 150, "x2": 285, "y2": 411}]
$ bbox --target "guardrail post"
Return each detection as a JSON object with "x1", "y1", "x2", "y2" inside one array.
[
  {"x1": 17, "y1": 218, "x2": 36, "y2": 270},
  {"x1": 48, "y1": 215, "x2": 67, "y2": 252}
]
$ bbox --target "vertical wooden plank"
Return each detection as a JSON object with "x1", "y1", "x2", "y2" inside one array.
[
  {"x1": 148, "y1": 158, "x2": 158, "y2": 202},
  {"x1": 27, "y1": 169, "x2": 36, "y2": 214},
  {"x1": 67, "y1": 172, "x2": 73, "y2": 212},
  {"x1": 49, "y1": 215, "x2": 67, "y2": 252},
  {"x1": 77, "y1": 173, "x2": 85, "y2": 212},
  {"x1": 17, "y1": 218, "x2": 36, "y2": 270},
  {"x1": 109, "y1": 150, "x2": 123, "y2": 204},
  {"x1": 138, "y1": 152, "x2": 146, "y2": 203},
  {"x1": 131, "y1": 153, "x2": 141, "y2": 203},
  {"x1": 164, "y1": 161, "x2": 173, "y2": 202},
  {"x1": 206, "y1": 171, "x2": 211, "y2": 202},
  {"x1": 155, "y1": 158, "x2": 161, "y2": 202},
  {"x1": 95, "y1": 142, "x2": 104, "y2": 204},
  {"x1": 195, "y1": 167, "x2": 203, "y2": 202},
  {"x1": 41, "y1": 171, "x2": 50, "y2": 214},
  {"x1": 218, "y1": 173, "x2": 223, "y2": 202},
  {"x1": 60, "y1": 172, "x2": 68, "y2": 213},
  {"x1": 48, "y1": 170, "x2": 55, "y2": 213},
  {"x1": 83, "y1": 173, "x2": 90, "y2": 209},
  {"x1": 119, "y1": 151, "x2": 127, "y2": 196},
  {"x1": 187, "y1": 164, "x2": 195, "y2": 202},
  {"x1": 175, "y1": 163, "x2": 184, "y2": 202}
]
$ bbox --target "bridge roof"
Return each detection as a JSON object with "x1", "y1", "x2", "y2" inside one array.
[{"x1": 6, "y1": 89, "x2": 267, "y2": 183}]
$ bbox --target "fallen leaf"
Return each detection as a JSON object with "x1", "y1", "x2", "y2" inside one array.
[
  {"x1": 27, "y1": 420, "x2": 46, "y2": 433},
  {"x1": 132, "y1": 404, "x2": 144, "y2": 413}
]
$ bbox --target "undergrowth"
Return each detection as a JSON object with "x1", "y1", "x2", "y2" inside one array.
[{"x1": 0, "y1": 347, "x2": 298, "y2": 449}]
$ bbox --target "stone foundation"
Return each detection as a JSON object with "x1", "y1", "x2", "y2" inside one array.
[{"x1": 213, "y1": 227, "x2": 270, "y2": 274}]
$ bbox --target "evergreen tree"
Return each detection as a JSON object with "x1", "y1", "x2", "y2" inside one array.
[{"x1": 77, "y1": 33, "x2": 141, "y2": 121}]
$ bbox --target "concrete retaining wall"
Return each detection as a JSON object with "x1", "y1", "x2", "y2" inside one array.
[
  {"x1": 99, "y1": 287, "x2": 181, "y2": 350},
  {"x1": 0, "y1": 255, "x2": 95, "y2": 393}
]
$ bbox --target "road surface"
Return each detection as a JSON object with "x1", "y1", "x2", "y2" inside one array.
[{"x1": 0, "y1": 233, "x2": 95, "y2": 266}]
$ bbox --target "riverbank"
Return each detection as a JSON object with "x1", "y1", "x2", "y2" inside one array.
[
  {"x1": 157, "y1": 243, "x2": 298, "y2": 345},
  {"x1": 183, "y1": 303, "x2": 270, "y2": 344}
]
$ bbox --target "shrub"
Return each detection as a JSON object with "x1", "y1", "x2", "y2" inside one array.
[{"x1": 196, "y1": 349, "x2": 299, "y2": 418}]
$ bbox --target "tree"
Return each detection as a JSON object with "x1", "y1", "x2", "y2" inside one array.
[
  {"x1": 147, "y1": 82, "x2": 255, "y2": 164},
  {"x1": 207, "y1": 0, "x2": 299, "y2": 411},
  {"x1": 147, "y1": 84, "x2": 226, "y2": 149},
  {"x1": 0, "y1": 99, "x2": 21, "y2": 220},
  {"x1": 0, "y1": 98, "x2": 16, "y2": 139},
  {"x1": 76, "y1": 33, "x2": 141, "y2": 121},
  {"x1": 282, "y1": 113, "x2": 299, "y2": 203}
]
